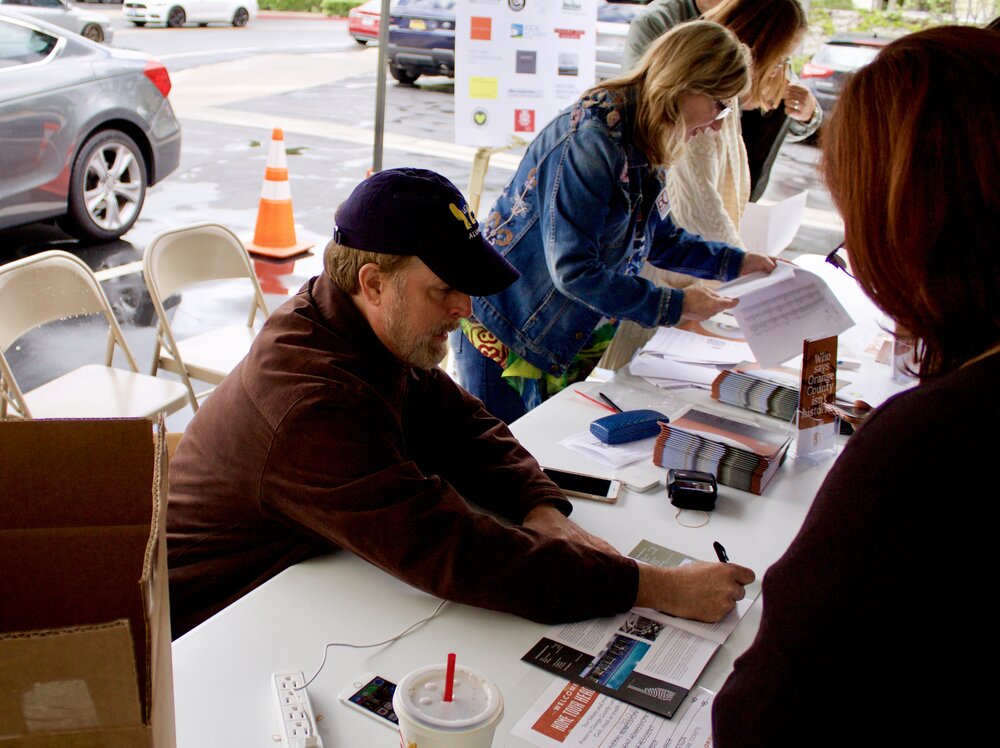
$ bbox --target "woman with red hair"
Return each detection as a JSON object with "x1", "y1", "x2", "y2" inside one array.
[{"x1": 713, "y1": 26, "x2": 999, "y2": 745}]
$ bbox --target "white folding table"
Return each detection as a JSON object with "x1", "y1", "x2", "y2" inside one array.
[{"x1": 171, "y1": 370, "x2": 842, "y2": 747}]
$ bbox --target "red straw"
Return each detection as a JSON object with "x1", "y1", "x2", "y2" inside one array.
[{"x1": 443, "y1": 653, "x2": 456, "y2": 702}]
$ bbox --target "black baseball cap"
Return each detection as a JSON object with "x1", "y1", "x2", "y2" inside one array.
[{"x1": 332, "y1": 168, "x2": 520, "y2": 296}]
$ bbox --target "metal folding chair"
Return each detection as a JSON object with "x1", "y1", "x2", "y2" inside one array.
[
  {"x1": 0, "y1": 250, "x2": 188, "y2": 420},
  {"x1": 143, "y1": 222, "x2": 269, "y2": 412}
]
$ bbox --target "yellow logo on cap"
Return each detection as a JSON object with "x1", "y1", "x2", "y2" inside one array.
[{"x1": 449, "y1": 202, "x2": 476, "y2": 230}]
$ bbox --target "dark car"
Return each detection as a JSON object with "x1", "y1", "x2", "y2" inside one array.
[
  {"x1": 801, "y1": 33, "x2": 893, "y2": 113},
  {"x1": 0, "y1": 11, "x2": 181, "y2": 241},
  {"x1": 386, "y1": 0, "x2": 455, "y2": 85},
  {"x1": 386, "y1": 0, "x2": 641, "y2": 85}
]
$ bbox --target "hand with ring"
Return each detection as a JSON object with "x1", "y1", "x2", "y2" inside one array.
[{"x1": 783, "y1": 83, "x2": 817, "y2": 123}]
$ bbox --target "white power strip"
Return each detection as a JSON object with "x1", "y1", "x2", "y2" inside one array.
[{"x1": 270, "y1": 671, "x2": 324, "y2": 748}]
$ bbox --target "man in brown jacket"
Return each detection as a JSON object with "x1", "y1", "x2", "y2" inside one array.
[{"x1": 167, "y1": 169, "x2": 753, "y2": 637}]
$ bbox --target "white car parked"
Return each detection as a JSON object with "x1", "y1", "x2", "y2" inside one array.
[
  {"x1": 0, "y1": 0, "x2": 112, "y2": 43},
  {"x1": 123, "y1": 0, "x2": 258, "y2": 28}
]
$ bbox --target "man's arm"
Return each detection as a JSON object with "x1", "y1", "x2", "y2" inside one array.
[
  {"x1": 522, "y1": 502, "x2": 620, "y2": 557},
  {"x1": 426, "y1": 378, "x2": 756, "y2": 623},
  {"x1": 526, "y1": 502, "x2": 755, "y2": 622},
  {"x1": 636, "y1": 561, "x2": 755, "y2": 623},
  {"x1": 261, "y1": 384, "x2": 638, "y2": 624},
  {"x1": 415, "y1": 368, "x2": 571, "y2": 523},
  {"x1": 266, "y1": 380, "x2": 754, "y2": 625}
]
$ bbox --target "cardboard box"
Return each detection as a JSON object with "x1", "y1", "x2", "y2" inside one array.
[{"x1": 0, "y1": 418, "x2": 175, "y2": 747}]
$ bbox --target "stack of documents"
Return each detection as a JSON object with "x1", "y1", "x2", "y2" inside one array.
[
  {"x1": 652, "y1": 408, "x2": 791, "y2": 495},
  {"x1": 628, "y1": 320, "x2": 753, "y2": 389},
  {"x1": 716, "y1": 263, "x2": 854, "y2": 365},
  {"x1": 711, "y1": 368, "x2": 798, "y2": 421}
]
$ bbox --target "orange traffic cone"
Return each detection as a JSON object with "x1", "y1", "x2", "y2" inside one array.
[{"x1": 244, "y1": 128, "x2": 314, "y2": 259}]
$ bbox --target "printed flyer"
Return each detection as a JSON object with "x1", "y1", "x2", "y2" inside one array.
[
  {"x1": 512, "y1": 680, "x2": 716, "y2": 747},
  {"x1": 455, "y1": 0, "x2": 597, "y2": 146},
  {"x1": 521, "y1": 541, "x2": 759, "y2": 719}
]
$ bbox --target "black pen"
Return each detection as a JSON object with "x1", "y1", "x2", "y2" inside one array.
[
  {"x1": 598, "y1": 392, "x2": 624, "y2": 413},
  {"x1": 713, "y1": 541, "x2": 729, "y2": 563}
]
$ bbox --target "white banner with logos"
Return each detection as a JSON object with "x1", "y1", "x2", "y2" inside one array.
[{"x1": 455, "y1": 0, "x2": 598, "y2": 147}]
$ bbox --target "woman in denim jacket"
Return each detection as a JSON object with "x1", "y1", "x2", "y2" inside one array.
[{"x1": 453, "y1": 21, "x2": 776, "y2": 422}]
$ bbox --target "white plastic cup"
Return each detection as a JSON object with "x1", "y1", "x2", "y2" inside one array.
[{"x1": 392, "y1": 663, "x2": 504, "y2": 748}]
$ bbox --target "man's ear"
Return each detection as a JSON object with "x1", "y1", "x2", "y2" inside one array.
[{"x1": 357, "y1": 263, "x2": 384, "y2": 306}]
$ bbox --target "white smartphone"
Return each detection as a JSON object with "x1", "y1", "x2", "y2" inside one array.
[
  {"x1": 337, "y1": 673, "x2": 398, "y2": 729},
  {"x1": 542, "y1": 467, "x2": 622, "y2": 503}
]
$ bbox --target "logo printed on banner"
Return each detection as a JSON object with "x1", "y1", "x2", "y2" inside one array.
[
  {"x1": 469, "y1": 77, "x2": 499, "y2": 99},
  {"x1": 470, "y1": 16, "x2": 492, "y2": 40},
  {"x1": 508, "y1": 0, "x2": 526, "y2": 11},
  {"x1": 554, "y1": 28, "x2": 585, "y2": 39},
  {"x1": 511, "y1": 23, "x2": 544, "y2": 39},
  {"x1": 558, "y1": 53, "x2": 579, "y2": 77},
  {"x1": 472, "y1": 109, "x2": 489, "y2": 127},
  {"x1": 514, "y1": 109, "x2": 535, "y2": 132},
  {"x1": 508, "y1": 87, "x2": 543, "y2": 98},
  {"x1": 515, "y1": 49, "x2": 537, "y2": 74}
]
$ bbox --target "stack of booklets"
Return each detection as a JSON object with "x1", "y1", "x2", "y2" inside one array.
[
  {"x1": 711, "y1": 369, "x2": 798, "y2": 421},
  {"x1": 653, "y1": 408, "x2": 791, "y2": 495}
]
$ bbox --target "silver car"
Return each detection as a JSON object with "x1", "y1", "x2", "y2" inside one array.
[
  {"x1": 0, "y1": 12, "x2": 181, "y2": 242},
  {"x1": 0, "y1": 0, "x2": 112, "y2": 44}
]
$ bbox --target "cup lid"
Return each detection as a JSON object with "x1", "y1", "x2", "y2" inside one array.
[{"x1": 393, "y1": 664, "x2": 503, "y2": 730}]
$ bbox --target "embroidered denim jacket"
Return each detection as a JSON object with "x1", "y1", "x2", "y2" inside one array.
[{"x1": 472, "y1": 87, "x2": 745, "y2": 375}]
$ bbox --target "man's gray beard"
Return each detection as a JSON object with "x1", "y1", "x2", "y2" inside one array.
[{"x1": 384, "y1": 299, "x2": 455, "y2": 370}]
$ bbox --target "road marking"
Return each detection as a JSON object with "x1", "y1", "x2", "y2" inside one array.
[
  {"x1": 177, "y1": 105, "x2": 524, "y2": 171},
  {"x1": 159, "y1": 46, "x2": 275, "y2": 60}
]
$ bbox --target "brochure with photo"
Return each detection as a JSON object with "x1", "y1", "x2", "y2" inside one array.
[{"x1": 520, "y1": 540, "x2": 759, "y2": 718}]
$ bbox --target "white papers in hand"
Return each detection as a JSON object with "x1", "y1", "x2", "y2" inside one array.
[
  {"x1": 739, "y1": 189, "x2": 808, "y2": 256},
  {"x1": 718, "y1": 264, "x2": 854, "y2": 364}
]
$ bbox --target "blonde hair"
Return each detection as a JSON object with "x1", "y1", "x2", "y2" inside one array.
[
  {"x1": 704, "y1": 0, "x2": 807, "y2": 111},
  {"x1": 595, "y1": 21, "x2": 750, "y2": 167}
]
